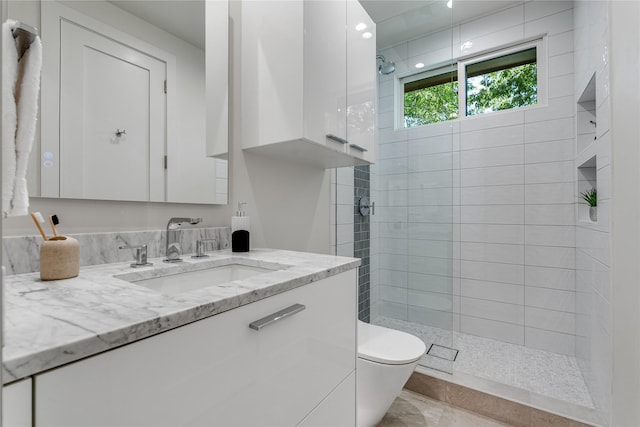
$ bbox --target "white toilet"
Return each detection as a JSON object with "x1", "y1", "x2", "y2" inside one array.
[{"x1": 357, "y1": 321, "x2": 427, "y2": 427}]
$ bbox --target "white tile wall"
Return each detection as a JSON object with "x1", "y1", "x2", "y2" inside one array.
[{"x1": 370, "y1": 0, "x2": 580, "y2": 362}]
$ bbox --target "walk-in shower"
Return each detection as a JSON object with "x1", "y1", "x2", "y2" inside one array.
[{"x1": 350, "y1": 1, "x2": 612, "y2": 426}]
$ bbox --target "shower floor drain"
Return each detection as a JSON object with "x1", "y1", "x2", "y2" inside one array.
[{"x1": 426, "y1": 344, "x2": 459, "y2": 361}]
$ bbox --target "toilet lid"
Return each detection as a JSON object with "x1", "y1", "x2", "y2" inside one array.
[{"x1": 358, "y1": 321, "x2": 427, "y2": 365}]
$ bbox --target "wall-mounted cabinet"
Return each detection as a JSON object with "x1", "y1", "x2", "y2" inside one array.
[{"x1": 240, "y1": 0, "x2": 376, "y2": 168}]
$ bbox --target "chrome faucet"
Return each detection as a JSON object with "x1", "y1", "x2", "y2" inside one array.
[{"x1": 164, "y1": 217, "x2": 202, "y2": 263}]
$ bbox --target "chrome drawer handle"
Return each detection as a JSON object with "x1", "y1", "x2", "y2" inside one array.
[
  {"x1": 249, "y1": 304, "x2": 306, "y2": 330},
  {"x1": 349, "y1": 143, "x2": 368, "y2": 152},
  {"x1": 326, "y1": 134, "x2": 349, "y2": 145}
]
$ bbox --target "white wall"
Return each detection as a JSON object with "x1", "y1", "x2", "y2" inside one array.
[
  {"x1": 374, "y1": 1, "x2": 577, "y2": 356},
  {"x1": 573, "y1": 0, "x2": 612, "y2": 419},
  {"x1": 3, "y1": 0, "x2": 331, "y2": 255},
  {"x1": 609, "y1": 1, "x2": 640, "y2": 425}
]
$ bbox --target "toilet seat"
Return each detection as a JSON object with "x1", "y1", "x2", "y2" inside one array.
[{"x1": 358, "y1": 321, "x2": 426, "y2": 365}]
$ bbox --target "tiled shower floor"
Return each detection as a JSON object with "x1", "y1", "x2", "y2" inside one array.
[{"x1": 373, "y1": 316, "x2": 595, "y2": 410}]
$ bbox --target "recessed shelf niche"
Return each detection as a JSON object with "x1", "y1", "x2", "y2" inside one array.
[
  {"x1": 577, "y1": 73, "x2": 597, "y2": 153},
  {"x1": 577, "y1": 156, "x2": 597, "y2": 223}
]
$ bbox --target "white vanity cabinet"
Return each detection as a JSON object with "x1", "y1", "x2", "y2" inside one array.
[
  {"x1": 240, "y1": 0, "x2": 375, "y2": 168},
  {"x1": 3, "y1": 379, "x2": 32, "y2": 427},
  {"x1": 34, "y1": 270, "x2": 357, "y2": 426}
]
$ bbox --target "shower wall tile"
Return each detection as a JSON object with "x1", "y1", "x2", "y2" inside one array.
[
  {"x1": 379, "y1": 285, "x2": 408, "y2": 305},
  {"x1": 524, "y1": 204, "x2": 575, "y2": 225},
  {"x1": 408, "y1": 290, "x2": 454, "y2": 312},
  {"x1": 524, "y1": 182, "x2": 575, "y2": 204},
  {"x1": 460, "y1": 185, "x2": 524, "y2": 205},
  {"x1": 460, "y1": 224, "x2": 524, "y2": 245},
  {"x1": 525, "y1": 327, "x2": 575, "y2": 356},
  {"x1": 524, "y1": 9, "x2": 573, "y2": 38},
  {"x1": 525, "y1": 266, "x2": 576, "y2": 291},
  {"x1": 525, "y1": 225, "x2": 575, "y2": 247},
  {"x1": 461, "y1": 145, "x2": 524, "y2": 169},
  {"x1": 524, "y1": 139, "x2": 575, "y2": 163},
  {"x1": 524, "y1": 95, "x2": 574, "y2": 123},
  {"x1": 461, "y1": 205, "x2": 524, "y2": 225},
  {"x1": 409, "y1": 273, "x2": 454, "y2": 295},
  {"x1": 547, "y1": 74, "x2": 575, "y2": 99},
  {"x1": 548, "y1": 52, "x2": 574, "y2": 78},
  {"x1": 525, "y1": 306, "x2": 576, "y2": 335},
  {"x1": 460, "y1": 260, "x2": 525, "y2": 285},
  {"x1": 461, "y1": 243, "x2": 525, "y2": 265},
  {"x1": 525, "y1": 118, "x2": 575, "y2": 143},
  {"x1": 525, "y1": 0, "x2": 573, "y2": 22},
  {"x1": 461, "y1": 297, "x2": 525, "y2": 325},
  {"x1": 408, "y1": 306, "x2": 454, "y2": 331},
  {"x1": 460, "y1": 315, "x2": 524, "y2": 345},
  {"x1": 379, "y1": 301, "x2": 408, "y2": 321},
  {"x1": 461, "y1": 165, "x2": 524, "y2": 187},
  {"x1": 460, "y1": 124, "x2": 524, "y2": 151},
  {"x1": 526, "y1": 287, "x2": 576, "y2": 313},
  {"x1": 460, "y1": 109, "x2": 523, "y2": 133},
  {"x1": 461, "y1": 279, "x2": 524, "y2": 305},
  {"x1": 525, "y1": 246, "x2": 576, "y2": 269},
  {"x1": 460, "y1": 4, "x2": 523, "y2": 41}
]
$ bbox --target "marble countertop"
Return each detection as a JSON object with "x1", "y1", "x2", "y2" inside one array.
[{"x1": 3, "y1": 248, "x2": 360, "y2": 385}]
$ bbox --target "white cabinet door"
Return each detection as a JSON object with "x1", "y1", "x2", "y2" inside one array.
[
  {"x1": 35, "y1": 270, "x2": 356, "y2": 427},
  {"x1": 298, "y1": 371, "x2": 356, "y2": 427},
  {"x1": 3, "y1": 379, "x2": 32, "y2": 427},
  {"x1": 240, "y1": 0, "x2": 375, "y2": 168},
  {"x1": 347, "y1": 0, "x2": 376, "y2": 164},
  {"x1": 303, "y1": 0, "x2": 347, "y2": 148}
]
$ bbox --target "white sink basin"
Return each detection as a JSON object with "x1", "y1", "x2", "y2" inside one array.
[{"x1": 129, "y1": 264, "x2": 275, "y2": 295}]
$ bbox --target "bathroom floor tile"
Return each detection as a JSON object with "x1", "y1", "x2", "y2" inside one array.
[
  {"x1": 373, "y1": 316, "x2": 594, "y2": 409},
  {"x1": 377, "y1": 390, "x2": 515, "y2": 427}
]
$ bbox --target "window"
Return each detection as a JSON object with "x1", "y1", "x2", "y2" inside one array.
[
  {"x1": 400, "y1": 40, "x2": 542, "y2": 128},
  {"x1": 403, "y1": 68, "x2": 458, "y2": 127},
  {"x1": 465, "y1": 47, "x2": 537, "y2": 116}
]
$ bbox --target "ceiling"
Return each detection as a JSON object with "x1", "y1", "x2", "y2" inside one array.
[
  {"x1": 107, "y1": 0, "x2": 520, "y2": 54},
  {"x1": 360, "y1": 0, "x2": 522, "y2": 49},
  {"x1": 109, "y1": 0, "x2": 204, "y2": 49}
]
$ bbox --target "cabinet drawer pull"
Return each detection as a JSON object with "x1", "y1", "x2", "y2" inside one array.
[
  {"x1": 349, "y1": 143, "x2": 368, "y2": 152},
  {"x1": 249, "y1": 304, "x2": 306, "y2": 330},
  {"x1": 326, "y1": 134, "x2": 349, "y2": 145}
]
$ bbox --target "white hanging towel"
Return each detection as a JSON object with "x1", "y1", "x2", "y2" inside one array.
[
  {"x1": 2, "y1": 20, "x2": 18, "y2": 218},
  {"x1": 2, "y1": 19, "x2": 42, "y2": 217}
]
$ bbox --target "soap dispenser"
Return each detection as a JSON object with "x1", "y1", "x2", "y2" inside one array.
[{"x1": 232, "y1": 202, "x2": 250, "y2": 252}]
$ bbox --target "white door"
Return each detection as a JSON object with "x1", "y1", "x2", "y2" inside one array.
[{"x1": 59, "y1": 20, "x2": 166, "y2": 201}]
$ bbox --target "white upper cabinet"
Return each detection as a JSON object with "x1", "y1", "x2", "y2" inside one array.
[
  {"x1": 347, "y1": 0, "x2": 376, "y2": 163},
  {"x1": 240, "y1": 0, "x2": 375, "y2": 168}
]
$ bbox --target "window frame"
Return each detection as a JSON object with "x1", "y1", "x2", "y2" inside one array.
[{"x1": 396, "y1": 38, "x2": 546, "y2": 129}]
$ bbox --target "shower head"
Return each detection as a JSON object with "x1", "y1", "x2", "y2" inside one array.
[{"x1": 376, "y1": 54, "x2": 396, "y2": 75}]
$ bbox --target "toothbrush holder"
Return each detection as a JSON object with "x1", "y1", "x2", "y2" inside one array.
[{"x1": 40, "y1": 236, "x2": 80, "y2": 281}]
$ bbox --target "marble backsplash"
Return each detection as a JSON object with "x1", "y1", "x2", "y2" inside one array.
[{"x1": 3, "y1": 227, "x2": 231, "y2": 276}]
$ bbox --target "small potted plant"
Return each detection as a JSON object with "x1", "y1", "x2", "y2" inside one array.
[{"x1": 580, "y1": 188, "x2": 597, "y2": 222}]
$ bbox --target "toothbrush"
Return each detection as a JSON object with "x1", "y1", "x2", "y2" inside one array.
[
  {"x1": 30, "y1": 212, "x2": 48, "y2": 241},
  {"x1": 49, "y1": 214, "x2": 60, "y2": 237}
]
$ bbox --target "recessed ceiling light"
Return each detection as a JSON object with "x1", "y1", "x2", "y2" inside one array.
[
  {"x1": 447, "y1": 0, "x2": 453, "y2": 8},
  {"x1": 355, "y1": 23, "x2": 367, "y2": 31},
  {"x1": 415, "y1": 63, "x2": 425, "y2": 69},
  {"x1": 362, "y1": 32, "x2": 373, "y2": 39}
]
